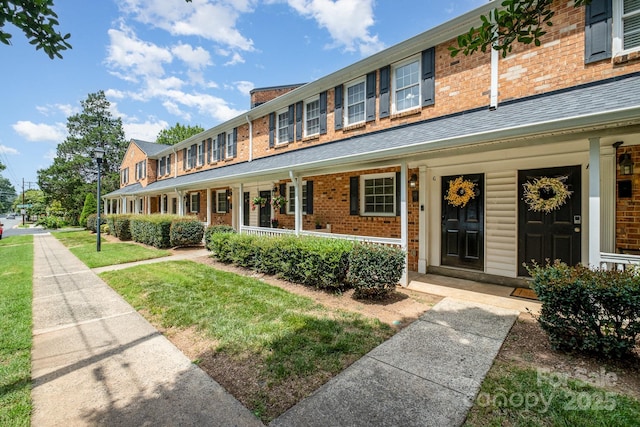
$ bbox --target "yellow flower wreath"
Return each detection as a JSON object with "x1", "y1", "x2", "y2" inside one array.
[{"x1": 445, "y1": 176, "x2": 476, "y2": 208}]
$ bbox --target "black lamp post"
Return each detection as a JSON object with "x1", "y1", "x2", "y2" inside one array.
[{"x1": 94, "y1": 147, "x2": 105, "y2": 252}]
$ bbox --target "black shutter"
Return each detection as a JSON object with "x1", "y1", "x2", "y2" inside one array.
[
  {"x1": 333, "y1": 85, "x2": 343, "y2": 130},
  {"x1": 319, "y1": 91, "x2": 328, "y2": 134},
  {"x1": 207, "y1": 138, "x2": 212, "y2": 163},
  {"x1": 167, "y1": 154, "x2": 171, "y2": 174},
  {"x1": 379, "y1": 65, "x2": 390, "y2": 118},
  {"x1": 585, "y1": 0, "x2": 612, "y2": 64},
  {"x1": 295, "y1": 101, "x2": 303, "y2": 141},
  {"x1": 421, "y1": 47, "x2": 435, "y2": 106},
  {"x1": 279, "y1": 183, "x2": 287, "y2": 215},
  {"x1": 232, "y1": 127, "x2": 238, "y2": 157},
  {"x1": 366, "y1": 71, "x2": 377, "y2": 122},
  {"x1": 306, "y1": 180, "x2": 314, "y2": 214},
  {"x1": 269, "y1": 112, "x2": 275, "y2": 147},
  {"x1": 220, "y1": 132, "x2": 226, "y2": 160},
  {"x1": 190, "y1": 144, "x2": 197, "y2": 167},
  {"x1": 288, "y1": 104, "x2": 295, "y2": 143},
  {"x1": 349, "y1": 176, "x2": 359, "y2": 215},
  {"x1": 395, "y1": 171, "x2": 401, "y2": 216},
  {"x1": 156, "y1": 159, "x2": 160, "y2": 176},
  {"x1": 182, "y1": 148, "x2": 187, "y2": 170},
  {"x1": 225, "y1": 189, "x2": 231, "y2": 213}
]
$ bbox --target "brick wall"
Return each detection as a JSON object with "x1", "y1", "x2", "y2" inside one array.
[
  {"x1": 250, "y1": 85, "x2": 304, "y2": 108},
  {"x1": 616, "y1": 145, "x2": 640, "y2": 253}
]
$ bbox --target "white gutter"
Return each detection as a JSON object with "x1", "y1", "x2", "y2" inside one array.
[
  {"x1": 172, "y1": 147, "x2": 178, "y2": 178},
  {"x1": 246, "y1": 115, "x2": 253, "y2": 162}
]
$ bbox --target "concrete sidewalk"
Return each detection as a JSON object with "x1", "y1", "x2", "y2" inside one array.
[{"x1": 32, "y1": 233, "x2": 520, "y2": 427}]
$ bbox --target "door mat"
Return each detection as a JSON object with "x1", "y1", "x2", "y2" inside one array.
[{"x1": 510, "y1": 288, "x2": 538, "y2": 300}]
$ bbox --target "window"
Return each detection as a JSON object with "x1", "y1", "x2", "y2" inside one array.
[
  {"x1": 287, "y1": 182, "x2": 307, "y2": 214},
  {"x1": 345, "y1": 79, "x2": 365, "y2": 125},
  {"x1": 166, "y1": 154, "x2": 171, "y2": 175},
  {"x1": 393, "y1": 58, "x2": 420, "y2": 113},
  {"x1": 361, "y1": 173, "x2": 395, "y2": 216},
  {"x1": 615, "y1": 0, "x2": 640, "y2": 52},
  {"x1": 135, "y1": 161, "x2": 146, "y2": 180},
  {"x1": 304, "y1": 98, "x2": 320, "y2": 136},
  {"x1": 226, "y1": 132, "x2": 234, "y2": 158},
  {"x1": 159, "y1": 157, "x2": 166, "y2": 176},
  {"x1": 190, "y1": 193, "x2": 199, "y2": 213},
  {"x1": 121, "y1": 168, "x2": 129, "y2": 185},
  {"x1": 277, "y1": 109, "x2": 289, "y2": 144},
  {"x1": 216, "y1": 191, "x2": 228, "y2": 213},
  {"x1": 197, "y1": 142, "x2": 204, "y2": 166}
]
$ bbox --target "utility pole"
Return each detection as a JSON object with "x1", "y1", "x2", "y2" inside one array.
[{"x1": 22, "y1": 178, "x2": 25, "y2": 226}]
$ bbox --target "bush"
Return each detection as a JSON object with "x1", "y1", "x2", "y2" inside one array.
[
  {"x1": 112, "y1": 215, "x2": 132, "y2": 241},
  {"x1": 529, "y1": 261, "x2": 640, "y2": 358},
  {"x1": 86, "y1": 214, "x2": 106, "y2": 233},
  {"x1": 347, "y1": 244, "x2": 405, "y2": 299},
  {"x1": 204, "y1": 225, "x2": 236, "y2": 251},
  {"x1": 170, "y1": 219, "x2": 205, "y2": 247},
  {"x1": 130, "y1": 215, "x2": 177, "y2": 248},
  {"x1": 79, "y1": 193, "x2": 97, "y2": 229},
  {"x1": 36, "y1": 215, "x2": 67, "y2": 229}
]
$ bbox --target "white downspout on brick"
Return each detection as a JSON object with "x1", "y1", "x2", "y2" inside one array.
[
  {"x1": 400, "y1": 161, "x2": 408, "y2": 286},
  {"x1": 490, "y1": 37, "x2": 499, "y2": 110},
  {"x1": 246, "y1": 115, "x2": 253, "y2": 162}
]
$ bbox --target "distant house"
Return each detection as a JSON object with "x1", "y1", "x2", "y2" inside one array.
[{"x1": 105, "y1": 0, "x2": 640, "y2": 285}]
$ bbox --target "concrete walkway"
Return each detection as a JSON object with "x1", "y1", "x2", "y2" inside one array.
[{"x1": 32, "y1": 233, "x2": 521, "y2": 426}]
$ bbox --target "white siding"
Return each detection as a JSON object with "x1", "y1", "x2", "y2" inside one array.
[{"x1": 485, "y1": 171, "x2": 517, "y2": 277}]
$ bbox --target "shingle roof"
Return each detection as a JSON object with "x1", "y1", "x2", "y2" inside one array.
[
  {"x1": 106, "y1": 73, "x2": 640, "y2": 198},
  {"x1": 131, "y1": 139, "x2": 169, "y2": 157}
]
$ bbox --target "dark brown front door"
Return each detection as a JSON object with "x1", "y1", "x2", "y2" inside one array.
[
  {"x1": 259, "y1": 190, "x2": 271, "y2": 228},
  {"x1": 518, "y1": 165, "x2": 581, "y2": 276},
  {"x1": 441, "y1": 174, "x2": 484, "y2": 270}
]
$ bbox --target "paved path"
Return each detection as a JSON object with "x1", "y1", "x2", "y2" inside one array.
[{"x1": 31, "y1": 233, "x2": 520, "y2": 427}]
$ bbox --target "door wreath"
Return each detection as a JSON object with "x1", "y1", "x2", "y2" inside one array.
[
  {"x1": 445, "y1": 176, "x2": 476, "y2": 208},
  {"x1": 522, "y1": 176, "x2": 572, "y2": 213}
]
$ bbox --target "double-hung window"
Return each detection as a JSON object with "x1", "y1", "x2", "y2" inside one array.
[
  {"x1": 277, "y1": 109, "x2": 289, "y2": 144},
  {"x1": 361, "y1": 173, "x2": 395, "y2": 216},
  {"x1": 121, "y1": 168, "x2": 129, "y2": 185},
  {"x1": 393, "y1": 57, "x2": 420, "y2": 113},
  {"x1": 345, "y1": 79, "x2": 365, "y2": 126},
  {"x1": 287, "y1": 182, "x2": 307, "y2": 214},
  {"x1": 616, "y1": 0, "x2": 640, "y2": 52},
  {"x1": 216, "y1": 191, "x2": 228, "y2": 213},
  {"x1": 159, "y1": 157, "x2": 166, "y2": 176},
  {"x1": 304, "y1": 98, "x2": 320, "y2": 137},
  {"x1": 190, "y1": 193, "x2": 199, "y2": 213},
  {"x1": 197, "y1": 142, "x2": 204, "y2": 166},
  {"x1": 226, "y1": 132, "x2": 234, "y2": 158},
  {"x1": 135, "y1": 161, "x2": 146, "y2": 180}
]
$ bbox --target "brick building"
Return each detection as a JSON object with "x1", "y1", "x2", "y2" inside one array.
[{"x1": 105, "y1": 0, "x2": 640, "y2": 285}]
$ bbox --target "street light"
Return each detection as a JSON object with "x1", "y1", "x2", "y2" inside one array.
[{"x1": 94, "y1": 147, "x2": 105, "y2": 252}]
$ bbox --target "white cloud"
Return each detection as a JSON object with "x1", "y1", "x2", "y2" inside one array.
[
  {"x1": 0, "y1": 145, "x2": 19, "y2": 155},
  {"x1": 234, "y1": 80, "x2": 254, "y2": 96},
  {"x1": 12, "y1": 121, "x2": 67, "y2": 142},
  {"x1": 106, "y1": 24, "x2": 173, "y2": 80},
  {"x1": 35, "y1": 103, "x2": 77, "y2": 117},
  {"x1": 123, "y1": 119, "x2": 169, "y2": 142},
  {"x1": 286, "y1": 0, "x2": 384, "y2": 55},
  {"x1": 171, "y1": 43, "x2": 212, "y2": 69},
  {"x1": 224, "y1": 52, "x2": 245, "y2": 66}
]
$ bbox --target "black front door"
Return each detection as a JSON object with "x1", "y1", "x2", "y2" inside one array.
[
  {"x1": 518, "y1": 165, "x2": 581, "y2": 276},
  {"x1": 441, "y1": 174, "x2": 484, "y2": 270},
  {"x1": 243, "y1": 192, "x2": 250, "y2": 226},
  {"x1": 258, "y1": 190, "x2": 271, "y2": 228}
]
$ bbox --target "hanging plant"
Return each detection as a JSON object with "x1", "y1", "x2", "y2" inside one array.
[
  {"x1": 523, "y1": 176, "x2": 572, "y2": 213},
  {"x1": 445, "y1": 176, "x2": 477, "y2": 208},
  {"x1": 271, "y1": 195, "x2": 287, "y2": 210},
  {"x1": 251, "y1": 196, "x2": 267, "y2": 210}
]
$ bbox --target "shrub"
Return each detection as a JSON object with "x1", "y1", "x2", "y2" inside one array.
[
  {"x1": 208, "y1": 231, "x2": 238, "y2": 263},
  {"x1": 100, "y1": 223, "x2": 109, "y2": 235},
  {"x1": 204, "y1": 225, "x2": 236, "y2": 251},
  {"x1": 86, "y1": 214, "x2": 106, "y2": 233},
  {"x1": 130, "y1": 215, "x2": 177, "y2": 248},
  {"x1": 529, "y1": 261, "x2": 640, "y2": 358},
  {"x1": 36, "y1": 215, "x2": 67, "y2": 229},
  {"x1": 170, "y1": 219, "x2": 205, "y2": 247},
  {"x1": 79, "y1": 193, "x2": 97, "y2": 229},
  {"x1": 347, "y1": 244, "x2": 405, "y2": 299},
  {"x1": 112, "y1": 215, "x2": 132, "y2": 241}
]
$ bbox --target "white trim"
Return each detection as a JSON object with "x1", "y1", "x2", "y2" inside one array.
[
  {"x1": 276, "y1": 107, "x2": 289, "y2": 145},
  {"x1": 225, "y1": 132, "x2": 234, "y2": 158},
  {"x1": 391, "y1": 55, "x2": 421, "y2": 114},
  {"x1": 190, "y1": 192, "x2": 199, "y2": 213},
  {"x1": 344, "y1": 77, "x2": 366, "y2": 126},
  {"x1": 589, "y1": 137, "x2": 601, "y2": 267},
  {"x1": 304, "y1": 96, "x2": 320, "y2": 137},
  {"x1": 614, "y1": 0, "x2": 640, "y2": 55},
  {"x1": 360, "y1": 172, "x2": 396, "y2": 217},
  {"x1": 287, "y1": 181, "x2": 307, "y2": 214},
  {"x1": 216, "y1": 190, "x2": 228, "y2": 213}
]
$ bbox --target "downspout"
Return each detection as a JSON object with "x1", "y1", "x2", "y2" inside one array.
[
  {"x1": 289, "y1": 170, "x2": 301, "y2": 236},
  {"x1": 490, "y1": 30, "x2": 499, "y2": 110},
  {"x1": 172, "y1": 147, "x2": 178, "y2": 178},
  {"x1": 246, "y1": 115, "x2": 253, "y2": 162}
]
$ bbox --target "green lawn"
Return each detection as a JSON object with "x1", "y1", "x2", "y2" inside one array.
[
  {"x1": 52, "y1": 230, "x2": 170, "y2": 268},
  {"x1": 0, "y1": 235, "x2": 33, "y2": 426},
  {"x1": 100, "y1": 261, "x2": 393, "y2": 421}
]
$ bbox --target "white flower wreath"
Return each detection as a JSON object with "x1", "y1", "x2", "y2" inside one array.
[{"x1": 523, "y1": 176, "x2": 572, "y2": 213}]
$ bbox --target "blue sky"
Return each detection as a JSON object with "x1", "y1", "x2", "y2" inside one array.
[{"x1": 0, "y1": 0, "x2": 486, "y2": 193}]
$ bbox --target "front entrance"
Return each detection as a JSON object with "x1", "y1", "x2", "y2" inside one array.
[
  {"x1": 517, "y1": 165, "x2": 581, "y2": 276},
  {"x1": 258, "y1": 190, "x2": 271, "y2": 228},
  {"x1": 243, "y1": 192, "x2": 250, "y2": 226},
  {"x1": 441, "y1": 174, "x2": 484, "y2": 270}
]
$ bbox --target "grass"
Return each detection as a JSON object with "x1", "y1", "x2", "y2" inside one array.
[
  {"x1": 52, "y1": 230, "x2": 170, "y2": 268},
  {"x1": 464, "y1": 359, "x2": 640, "y2": 426},
  {"x1": 0, "y1": 235, "x2": 33, "y2": 426},
  {"x1": 99, "y1": 261, "x2": 394, "y2": 421}
]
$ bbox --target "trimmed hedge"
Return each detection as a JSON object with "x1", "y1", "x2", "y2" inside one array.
[
  {"x1": 208, "y1": 232, "x2": 405, "y2": 297},
  {"x1": 529, "y1": 261, "x2": 640, "y2": 358},
  {"x1": 130, "y1": 215, "x2": 177, "y2": 248},
  {"x1": 170, "y1": 219, "x2": 205, "y2": 247},
  {"x1": 204, "y1": 225, "x2": 236, "y2": 251},
  {"x1": 86, "y1": 213, "x2": 106, "y2": 233}
]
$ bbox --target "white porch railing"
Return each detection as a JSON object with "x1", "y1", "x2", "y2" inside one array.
[
  {"x1": 240, "y1": 226, "x2": 403, "y2": 248},
  {"x1": 599, "y1": 252, "x2": 640, "y2": 271}
]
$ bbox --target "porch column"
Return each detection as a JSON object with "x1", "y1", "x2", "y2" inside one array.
[
  {"x1": 238, "y1": 183, "x2": 244, "y2": 232},
  {"x1": 177, "y1": 191, "x2": 184, "y2": 216},
  {"x1": 290, "y1": 171, "x2": 302, "y2": 236},
  {"x1": 589, "y1": 137, "x2": 601, "y2": 267},
  {"x1": 418, "y1": 166, "x2": 428, "y2": 273},
  {"x1": 206, "y1": 189, "x2": 212, "y2": 226},
  {"x1": 600, "y1": 143, "x2": 616, "y2": 253},
  {"x1": 146, "y1": 196, "x2": 151, "y2": 214},
  {"x1": 400, "y1": 162, "x2": 408, "y2": 286},
  {"x1": 231, "y1": 187, "x2": 238, "y2": 230},
  {"x1": 121, "y1": 197, "x2": 126, "y2": 214}
]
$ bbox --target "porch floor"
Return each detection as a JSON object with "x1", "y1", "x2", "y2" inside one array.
[{"x1": 407, "y1": 272, "x2": 541, "y2": 315}]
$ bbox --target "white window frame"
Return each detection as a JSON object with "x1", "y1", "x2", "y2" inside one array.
[
  {"x1": 391, "y1": 55, "x2": 421, "y2": 114},
  {"x1": 344, "y1": 77, "x2": 366, "y2": 126},
  {"x1": 216, "y1": 190, "x2": 228, "y2": 213},
  {"x1": 166, "y1": 154, "x2": 171, "y2": 175},
  {"x1": 276, "y1": 108, "x2": 289, "y2": 144},
  {"x1": 614, "y1": 0, "x2": 640, "y2": 54},
  {"x1": 197, "y1": 142, "x2": 205, "y2": 166},
  {"x1": 360, "y1": 173, "x2": 396, "y2": 217},
  {"x1": 226, "y1": 132, "x2": 234, "y2": 158},
  {"x1": 159, "y1": 157, "x2": 166, "y2": 176},
  {"x1": 304, "y1": 97, "x2": 320, "y2": 137},
  {"x1": 190, "y1": 193, "x2": 199, "y2": 213},
  {"x1": 287, "y1": 181, "x2": 307, "y2": 215},
  {"x1": 121, "y1": 168, "x2": 129, "y2": 185}
]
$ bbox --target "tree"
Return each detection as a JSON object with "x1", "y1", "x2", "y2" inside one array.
[
  {"x1": 156, "y1": 123, "x2": 204, "y2": 146},
  {"x1": 0, "y1": 176, "x2": 17, "y2": 213},
  {"x1": 79, "y1": 193, "x2": 96, "y2": 228},
  {"x1": 12, "y1": 189, "x2": 44, "y2": 219},
  {"x1": 38, "y1": 91, "x2": 128, "y2": 223},
  {"x1": 0, "y1": 0, "x2": 71, "y2": 59},
  {"x1": 451, "y1": 0, "x2": 591, "y2": 58}
]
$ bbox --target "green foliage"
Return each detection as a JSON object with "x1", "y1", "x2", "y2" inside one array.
[
  {"x1": 347, "y1": 244, "x2": 405, "y2": 299},
  {"x1": 130, "y1": 214, "x2": 179, "y2": 248},
  {"x1": 451, "y1": 0, "x2": 591, "y2": 58},
  {"x1": 0, "y1": 0, "x2": 72, "y2": 59},
  {"x1": 204, "y1": 224, "x2": 235, "y2": 251},
  {"x1": 156, "y1": 123, "x2": 204, "y2": 146},
  {"x1": 170, "y1": 218, "x2": 204, "y2": 247},
  {"x1": 111, "y1": 215, "x2": 132, "y2": 240},
  {"x1": 529, "y1": 261, "x2": 640, "y2": 358},
  {"x1": 79, "y1": 193, "x2": 96, "y2": 228},
  {"x1": 36, "y1": 215, "x2": 66, "y2": 229},
  {"x1": 85, "y1": 213, "x2": 106, "y2": 233}
]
